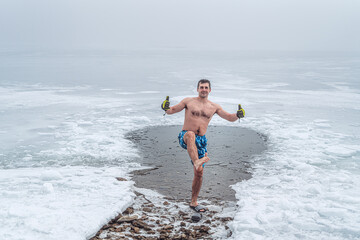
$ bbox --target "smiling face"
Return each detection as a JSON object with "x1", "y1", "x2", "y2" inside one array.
[{"x1": 197, "y1": 82, "x2": 211, "y2": 98}]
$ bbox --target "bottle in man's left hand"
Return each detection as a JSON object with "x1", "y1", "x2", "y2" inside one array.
[{"x1": 237, "y1": 104, "x2": 245, "y2": 118}]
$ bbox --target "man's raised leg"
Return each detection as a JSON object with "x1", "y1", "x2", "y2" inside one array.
[{"x1": 183, "y1": 131, "x2": 209, "y2": 171}]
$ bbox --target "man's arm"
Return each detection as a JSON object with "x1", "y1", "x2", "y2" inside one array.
[
  {"x1": 216, "y1": 104, "x2": 239, "y2": 122},
  {"x1": 165, "y1": 98, "x2": 188, "y2": 115}
]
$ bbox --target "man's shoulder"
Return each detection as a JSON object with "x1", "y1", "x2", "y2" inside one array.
[
  {"x1": 208, "y1": 100, "x2": 221, "y2": 109},
  {"x1": 180, "y1": 97, "x2": 196, "y2": 108}
]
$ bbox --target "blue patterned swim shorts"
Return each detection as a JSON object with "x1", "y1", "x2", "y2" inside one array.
[{"x1": 178, "y1": 130, "x2": 208, "y2": 166}]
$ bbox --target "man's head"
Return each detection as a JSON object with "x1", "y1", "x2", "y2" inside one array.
[
  {"x1": 197, "y1": 79, "x2": 211, "y2": 89},
  {"x1": 197, "y1": 79, "x2": 211, "y2": 98}
]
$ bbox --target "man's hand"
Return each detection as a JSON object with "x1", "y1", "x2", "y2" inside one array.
[
  {"x1": 237, "y1": 104, "x2": 245, "y2": 118},
  {"x1": 161, "y1": 96, "x2": 170, "y2": 111}
]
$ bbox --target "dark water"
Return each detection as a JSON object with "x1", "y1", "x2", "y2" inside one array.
[{"x1": 127, "y1": 125, "x2": 267, "y2": 202}]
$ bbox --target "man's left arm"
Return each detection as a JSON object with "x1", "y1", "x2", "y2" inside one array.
[{"x1": 216, "y1": 104, "x2": 244, "y2": 122}]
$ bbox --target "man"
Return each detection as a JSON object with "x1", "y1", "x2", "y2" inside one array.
[{"x1": 161, "y1": 79, "x2": 245, "y2": 212}]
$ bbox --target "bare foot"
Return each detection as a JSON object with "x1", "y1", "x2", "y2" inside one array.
[{"x1": 193, "y1": 156, "x2": 209, "y2": 171}]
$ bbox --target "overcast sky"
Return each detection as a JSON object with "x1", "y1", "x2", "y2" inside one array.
[{"x1": 0, "y1": 0, "x2": 359, "y2": 51}]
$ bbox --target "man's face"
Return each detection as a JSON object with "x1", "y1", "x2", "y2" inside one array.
[{"x1": 197, "y1": 83, "x2": 211, "y2": 98}]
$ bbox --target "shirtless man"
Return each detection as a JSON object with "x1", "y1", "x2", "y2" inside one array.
[{"x1": 161, "y1": 79, "x2": 245, "y2": 212}]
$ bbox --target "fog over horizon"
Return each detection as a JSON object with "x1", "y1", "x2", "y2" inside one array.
[{"x1": 1, "y1": 0, "x2": 359, "y2": 52}]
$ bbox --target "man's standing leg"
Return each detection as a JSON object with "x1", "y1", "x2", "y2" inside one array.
[{"x1": 184, "y1": 131, "x2": 209, "y2": 208}]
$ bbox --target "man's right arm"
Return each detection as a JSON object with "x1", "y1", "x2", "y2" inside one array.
[{"x1": 165, "y1": 98, "x2": 188, "y2": 115}]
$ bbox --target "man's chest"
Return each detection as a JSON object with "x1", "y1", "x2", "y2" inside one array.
[{"x1": 186, "y1": 103, "x2": 215, "y2": 120}]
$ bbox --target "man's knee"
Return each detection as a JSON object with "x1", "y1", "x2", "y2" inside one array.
[
  {"x1": 194, "y1": 168, "x2": 203, "y2": 177},
  {"x1": 184, "y1": 131, "x2": 196, "y2": 144}
]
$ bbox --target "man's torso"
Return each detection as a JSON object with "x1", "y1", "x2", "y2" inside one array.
[{"x1": 182, "y1": 97, "x2": 217, "y2": 136}]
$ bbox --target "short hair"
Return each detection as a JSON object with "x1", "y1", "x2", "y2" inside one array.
[{"x1": 197, "y1": 79, "x2": 211, "y2": 89}]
